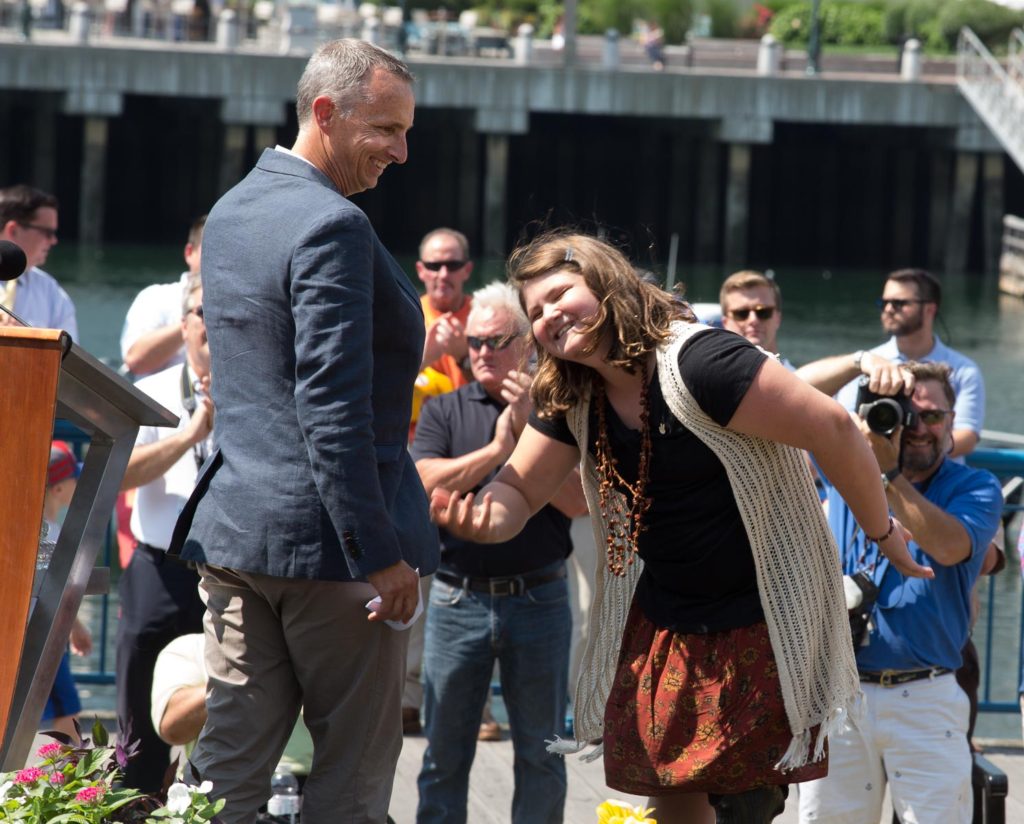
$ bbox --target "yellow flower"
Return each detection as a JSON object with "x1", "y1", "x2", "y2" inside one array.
[{"x1": 596, "y1": 798, "x2": 658, "y2": 824}]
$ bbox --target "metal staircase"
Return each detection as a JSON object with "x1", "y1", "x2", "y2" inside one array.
[
  {"x1": 956, "y1": 26, "x2": 1024, "y2": 172},
  {"x1": 958, "y1": 26, "x2": 1024, "y2": 293}
]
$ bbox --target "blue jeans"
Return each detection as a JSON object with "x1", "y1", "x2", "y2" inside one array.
[{"x1": 416, "y1": 564, "x2": 571, "y2": 824}]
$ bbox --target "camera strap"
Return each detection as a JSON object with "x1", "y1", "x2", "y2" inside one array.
[
  {"x1": 180, "y1": 363, "x2": 209, "y2": 472},
  {"x1": 847, "y1": 524, "x2": 889, "y2": 590}
]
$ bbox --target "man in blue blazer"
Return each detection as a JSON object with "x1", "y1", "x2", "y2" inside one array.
[{"x1": 174, "y1": 39, "x2": 439, "y2": 823}]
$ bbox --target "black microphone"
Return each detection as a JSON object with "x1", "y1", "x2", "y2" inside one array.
[
  {"x1": 0, "y1": 241, "x2": 72, "y2": 357},
  {"x1": 0, "y1": 240, "x2": 31, "y2": 329},
  {"x1": 0, "y1": 240, "x2": 28, "y2": 282}
]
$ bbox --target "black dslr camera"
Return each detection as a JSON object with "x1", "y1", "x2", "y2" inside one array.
[
  {"x1": 854, "y1": 376, "x2": 917, "y2": 436},
  {"x1": 844, "y1": 570, "x2": 880, "y2": 647}
]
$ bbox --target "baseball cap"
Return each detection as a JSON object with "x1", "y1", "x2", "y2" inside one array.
[{"x1": 47, "y1": 441, "x2": 82, "y2": 488}]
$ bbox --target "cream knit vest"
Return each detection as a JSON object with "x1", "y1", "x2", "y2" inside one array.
[{"x1": 551, "y1": 322, "x2": 861, "y2": 771}]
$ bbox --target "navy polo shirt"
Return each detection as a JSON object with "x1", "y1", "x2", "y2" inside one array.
[{"x1": 410, "y1": 382, "x2": 572, "y2": 577}]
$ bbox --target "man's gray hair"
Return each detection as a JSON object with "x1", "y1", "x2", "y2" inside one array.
[
  {"x1": 468, "y1": 281, "x2": 529, "y2": 336},
  {"x1": 295, "y1": 39, "x2": 413, "y2": 126},
  {"x1": 182, "y1": 274, "x2": 202, "y2": 317}
]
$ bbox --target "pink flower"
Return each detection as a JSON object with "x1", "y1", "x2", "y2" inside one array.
[
  {"x1": 75, "y1": 785, "x2": 106, "y2": 803},
  {"x1": 14, "y1": 768, "x2": 45, "y2": 784},
  {"x1": 36, "y1": 742, "x2": 63, "y2": 759},
  {"x1": 49, "y1": 772, "x2": 67, "y2": 785}
]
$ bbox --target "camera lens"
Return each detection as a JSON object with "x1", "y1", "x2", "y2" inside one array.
[{"x1": 865, "y1": 399, "x2": 902, "y2": 435}]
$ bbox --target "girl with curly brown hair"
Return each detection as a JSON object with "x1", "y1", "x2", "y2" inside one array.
[{"x1": 430, "y1": 230, "x2": 932, "y2": 823}]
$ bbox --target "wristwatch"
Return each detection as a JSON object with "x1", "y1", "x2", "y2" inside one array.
[
  {"x1": 881, "y1": 466, "x2": 901, "y2": 490},
  {"x1": 852, "y1": 350, "x2": 866, "y2": 372}
]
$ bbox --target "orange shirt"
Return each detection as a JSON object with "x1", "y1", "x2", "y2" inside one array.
[{"x1": 420, "y1": 294, "x2": 472, "y2": 390}]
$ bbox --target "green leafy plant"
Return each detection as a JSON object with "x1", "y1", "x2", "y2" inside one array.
[
  {"x1": 769, "y1": 1, "x2": 887, "y2": 47},
  {"x1": 0, "y1": 720, "x2": 224, "y2": 823},
  {"x1": 769, "y1": 0, "x2": 1024, "y2": 52}
]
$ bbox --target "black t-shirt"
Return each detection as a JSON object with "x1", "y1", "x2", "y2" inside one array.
[
  {"x1": 528, "y1": 328, "x2": 768, "y2": 633},
  {"x1": 411, "y1": 382, "x2": 572, "y2": 577}
]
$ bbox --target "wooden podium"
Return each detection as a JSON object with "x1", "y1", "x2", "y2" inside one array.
[{"x1": 0, "y1": 327, "x2": 177, "y2": 769}]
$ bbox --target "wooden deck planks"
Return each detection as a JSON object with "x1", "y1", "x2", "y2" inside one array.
[{"x1": 389, "y1": 735, "x2": 1024, "y2": 824}]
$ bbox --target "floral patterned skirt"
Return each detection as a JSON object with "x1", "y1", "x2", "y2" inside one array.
[{"x1": 603, "y1": 604, "x2": 828, "y2": 796}]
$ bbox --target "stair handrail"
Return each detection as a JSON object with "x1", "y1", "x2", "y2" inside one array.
[
  {"x1": 956, "y1": 26, "x2": 1024, "y2": 173},
  {"x1": 958, "y1": 26, "x2": 1011, "y2": 91},
  {"x1": 1008, "y1": 27, "x2": 1024, "y2": 88}
]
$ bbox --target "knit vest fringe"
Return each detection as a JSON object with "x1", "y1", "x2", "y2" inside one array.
[{"x1": 547, "y1": 322, "x2": 862, "y2": 772}]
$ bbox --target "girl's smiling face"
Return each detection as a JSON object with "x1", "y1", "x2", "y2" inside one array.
[{"x1": 521, "y1": 268, "x2": 604, "y2": 365}]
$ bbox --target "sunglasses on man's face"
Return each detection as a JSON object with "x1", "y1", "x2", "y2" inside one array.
[
  {"x1": 726, "y1": 306, "x2": 775, "y2": 321},
  {"x1": 18, "y1": 222, "x2": 58, "y2": 240},
  {"x1": 916, "y1": 409, "x2": 952, "y2": 426},
  {"x1": 876, "y1": 298, "x2": 926, "y2": 311},
  {"x1": 421, "y1": 259, "x2": 468, "y2": 272},
  {"x1": 467, "y1": 333, "x2": 517, "y2": 351}
]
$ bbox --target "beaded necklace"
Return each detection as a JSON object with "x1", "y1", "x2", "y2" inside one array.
[{"x1": 594, "y1": 358, "x2": 653, "y2": 576}]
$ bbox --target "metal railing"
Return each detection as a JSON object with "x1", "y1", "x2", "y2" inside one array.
[
  {"x1": 1008, "y1": 27, "x2": 1024, "y2": 90},
  {"x1": 957, "y1": 26, "x2": 1024, "y2": 174},
  {"x1": 967, "y1": 448, "x2": 1024, "y2": 714}
]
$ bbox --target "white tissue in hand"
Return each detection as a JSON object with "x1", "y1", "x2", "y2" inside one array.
[{"x1": 365, "y1": 571, "x2": 424, "y2": 630}]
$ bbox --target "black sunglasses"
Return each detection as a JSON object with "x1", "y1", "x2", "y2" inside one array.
[
  {"x1": 421, "y1": 259, "x2": 468, "y2": 272},
  {"x1": 467, "y1": 333, "x2": 517, "y2": 351},
  {"x1": 726, "y1": 306, "x2": 775, "y2": 321},
  {"x1": 876, "y1": 298, "x2": 927, "y2": 311},
  {"x1": 916, "y1": 409, "x2": 952, "y2": 426},
  {"x1": 19, "y1": 222, "x2": 58, "y2": 240}
]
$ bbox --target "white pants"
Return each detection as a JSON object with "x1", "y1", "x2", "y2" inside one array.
[{"x1": 799, "y1": 673, "x2": 971, "y2": 824}]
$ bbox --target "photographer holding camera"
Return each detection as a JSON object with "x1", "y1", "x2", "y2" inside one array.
[
  {"x1": 798, "y1": 361, "x2": 1001, "y2": 824},
  {"x1": 795, "y1": 268, "x2": 984, "y2": 458}
]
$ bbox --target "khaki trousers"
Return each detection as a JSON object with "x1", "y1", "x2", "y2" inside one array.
[{"x1": 191, "y1": 565, "x2": 409, "y2": 824}]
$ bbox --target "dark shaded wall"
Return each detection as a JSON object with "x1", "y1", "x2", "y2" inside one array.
[{"x1": 2, "y1": 89, "x2": 1021, "y2": 272}]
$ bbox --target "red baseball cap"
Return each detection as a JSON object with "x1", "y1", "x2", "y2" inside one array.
[{"x1": 47, "y1": 441, "x2": 82, "y2": 487}]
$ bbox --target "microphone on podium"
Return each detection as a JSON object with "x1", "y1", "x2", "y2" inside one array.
[
  {"x1": 0, "y1": 240, "x2": 27, "y2": 281},
  {"x1": 0, "y1": 240, "x2": 31, "y2": 327}
]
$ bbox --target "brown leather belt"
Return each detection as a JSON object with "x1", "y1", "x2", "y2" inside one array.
[
  {"x1": 435, "y1": 566, "x2": 566, "y2": 597},
  {"x1": 858, "y1": 667, "x2": 953, "y2": 687}
]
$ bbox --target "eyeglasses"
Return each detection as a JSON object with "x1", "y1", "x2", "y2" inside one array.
[
  {"x1": 467, "y1": 333, "x2": 517, "y2": 351},
  {"x1": 916, "y1": 409, "x2": 952, "y2": 426},
  {"x1": 876, "y1": 298, "x2": 927, "y2": 311},
  {"x1": 421, "y1": 259, "x2": 468, "y2": 272},
  {"x1": 18, "y1": 223, "x2": 58, "y2": 240},
  {"x1": 726, "y1": 305, "x2": 775, "y2": 321},
  {"x1": 188, "y1": 305, "x2": 204, "y2": 320}
]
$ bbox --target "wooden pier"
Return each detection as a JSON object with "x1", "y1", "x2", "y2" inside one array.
[
  {"x1": 1000, "y1": 215, "x2": 1024, "y2": 298},
  {"x1": 388, "y1": 732, "x2": 1024, "y2": 823}
]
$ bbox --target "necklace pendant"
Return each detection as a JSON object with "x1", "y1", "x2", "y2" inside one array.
[{"x1": 658, "y1": 420, "x2": 666, "y2": 435}]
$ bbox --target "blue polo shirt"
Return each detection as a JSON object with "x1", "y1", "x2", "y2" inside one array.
[
  {"x1": 410, "y1": 381, "x2": 572, "y2": 577},
  {"x1": 835, "y1": 335, "x2": 985, "y2": 436},
  {"x1": 824, "y1": 458, "x2": 1001, "y2": 671}
]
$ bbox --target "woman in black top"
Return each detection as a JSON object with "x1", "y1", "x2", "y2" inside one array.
[{"x1": 430, "y1": 231, "x2": 931, "y2": 823}]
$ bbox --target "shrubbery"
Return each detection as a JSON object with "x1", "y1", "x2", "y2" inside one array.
[
  {"x1": 769, "y1": 0, "x2": 1024, "y2": 52},
  {"x1": 461, "y1": 0, "x2": 1024, "y2": 51}
]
